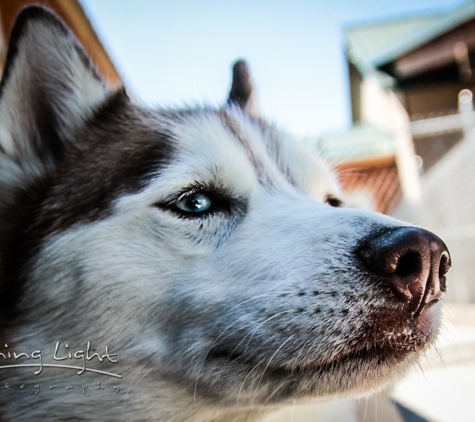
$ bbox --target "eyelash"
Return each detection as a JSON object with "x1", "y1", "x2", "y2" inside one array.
[
  {"x1": 157, "y1": 185, "x2": 235, "y2": 218},
  {"x1": 157, "y1": 186, "x2": 340, "y2": 218}
]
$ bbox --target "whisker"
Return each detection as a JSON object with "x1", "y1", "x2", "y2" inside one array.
[
  {"x1": 216, "y1": 310, "x2": 295, "y2": 385},
  {"x1": 121, "y1": 355, "x2": 155, "y2": 414},
  {"x1": 252, "y1": 336, "x2": 294, "y2": 408},
  {"x1": 217, "y1": 291, "x2": 296, "y2": 323},
  {"x1": 433, "y1": 344, "x2": 447, "y2": 371},
  {"x1": 290, "y1": 399, "x2": 297, "y2": 422},
  {"x1": 195, "y1": 306, "x2": 296, "y2": 403},
  {"x1": 294, "y1": 221, "x2": 325, "y2": 239},
  {"x1": 236, "y1": 359, "x2": 264, "y2": 405},
  {"x1": 362, "y1": 396, "x2": 369, "y2": 421},
  {"x1": 194, "y1": 312, "x2": 254, "y2": 404},
  {"x1": 244, "y1": 310, "x2": 294, "y2": 354},
  {"x1": 256, "y1": 380, "x2": 287, "y2": 417}
]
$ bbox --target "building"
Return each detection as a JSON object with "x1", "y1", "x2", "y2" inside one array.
[{"x1": 319, "y1": 1, "x2": 475, "y2": 301}]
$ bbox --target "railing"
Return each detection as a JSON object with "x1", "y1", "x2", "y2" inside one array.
[
  {"x1": 399, "y1": 89, "x2": 475, "y2": 302},
  {"x1": 410, "y1": 111, "x2": 475, "y2": 136}
]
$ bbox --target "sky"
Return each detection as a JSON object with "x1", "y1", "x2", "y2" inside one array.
[{"x1": 81, "y1": 0, "x2": 467, "y2": 136}]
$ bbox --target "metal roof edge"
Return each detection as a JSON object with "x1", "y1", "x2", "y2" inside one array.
[
  {"x1": 372, "y1": 1, "x2": 475, "y2": 67},
  {"x1": 313, "y1": 123, "x2": 397, "y2": 164},
  {"x1": 345, "y1": 35, "x2": 378, "y2": 76}
]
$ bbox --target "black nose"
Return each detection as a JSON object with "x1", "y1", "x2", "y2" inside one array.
[{"x1": 357, "y1": 227, "x2": 451, "y2": 316}]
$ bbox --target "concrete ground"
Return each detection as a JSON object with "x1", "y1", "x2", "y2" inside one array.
[{"x1": 392, "y1": 303, "x2": 475, "y2": 422}]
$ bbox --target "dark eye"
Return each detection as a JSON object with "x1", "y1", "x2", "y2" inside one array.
[
  {"x1": 176, "y1": 192, "x2": 212, "y2": 213},
  {"x1": 325, "y1": 195, "x2": 342, "y2": 208}
]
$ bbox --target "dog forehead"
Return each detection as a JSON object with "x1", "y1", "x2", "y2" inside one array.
[
  {"x1": 263, "y1": 125, "x2": 342, "y2": 200},
  {"x1": 156, "y1": 110, "x2": 267, "y2": 194},
  {"x1": 159, "y1": 107, "x2": 339, "y2": 200}
]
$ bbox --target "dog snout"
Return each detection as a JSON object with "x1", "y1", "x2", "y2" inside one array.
[{"x1": 357, "y1": 227, "x2": 451, "y2": 316}]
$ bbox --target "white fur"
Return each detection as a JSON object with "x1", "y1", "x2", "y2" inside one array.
[{"x1": 0, "y1": 14, "x2": 108, "y2": 177}]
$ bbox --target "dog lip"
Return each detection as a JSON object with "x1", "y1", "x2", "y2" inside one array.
[
  {"x1": 205, "y1": 303, "x2": 438, "y2": 367},
  {"x1": 312, "y1": 343, "x2": 415, "y2": 368},
  {"x1": 205, "y1": 340, "x2": 419, "y2": 380},
  {"x1": 206, "y1": 348, "x2": 243, "y2": 362},
  {"x1": 296, "y1": 331, "x2": 432, "y2": 373},
  {"x1": 205, "y1": 327, "x2": 431, "y2": 370}
]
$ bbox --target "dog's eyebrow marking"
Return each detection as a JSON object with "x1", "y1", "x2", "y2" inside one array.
[
  {"x1": 265, "y1": 139, "x2": 301, "y2": 190},
  {"x1": 220, "y1": 111, "x2": 321, "y2": 197},
  {"x1": 219, "y1": 110, "x2": 275, "y2": 187}
]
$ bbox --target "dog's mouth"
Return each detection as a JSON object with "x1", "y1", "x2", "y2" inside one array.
[
  {"x1": 199, "y1": 334, "x2": 426, "y2": 405},
  {"x1": 191, "y1": 284, "x2": 443, "y2": 407},
  {"x1": 207, "y1": 330, "x2": 428, "y2": 370},
  {"x1": 308, "y1": 331, "x2": 430, "y2": 368},
  {"x1": 202, "y1": 308, "x2": 437, "y2": 401}
]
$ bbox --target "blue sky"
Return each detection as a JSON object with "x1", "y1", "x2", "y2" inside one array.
[{"x1": 82, "y1": 0, "x2": 466, "y2": 135}]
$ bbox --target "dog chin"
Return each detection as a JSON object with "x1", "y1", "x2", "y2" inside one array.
[{"x1": 195, "y1": 302, "x2": 440, "y2": 406}]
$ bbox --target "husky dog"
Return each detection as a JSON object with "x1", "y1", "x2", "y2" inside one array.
[{"x1": 0, "y1": 6, "x2": 450, "y2": 422}]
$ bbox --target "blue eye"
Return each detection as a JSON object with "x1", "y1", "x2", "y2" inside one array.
[{"x1": 176, "y1": 193, "x2": 212, "y2": 213}]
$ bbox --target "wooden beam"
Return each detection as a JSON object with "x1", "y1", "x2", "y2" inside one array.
[{"x1": 388, "y1": 17, "x2": 475, "y2": 80}]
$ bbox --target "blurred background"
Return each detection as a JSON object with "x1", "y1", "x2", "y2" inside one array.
[{"x1": 0, "y1": 1, "x2": 473, "y2": 421}]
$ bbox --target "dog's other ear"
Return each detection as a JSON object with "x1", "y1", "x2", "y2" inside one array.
[
  {"x1": 0, "y1": 6, "x2": 113, "y2": 175},
  {"x1": 227, "y1": 59, "x2": 259, "y2": 117}
]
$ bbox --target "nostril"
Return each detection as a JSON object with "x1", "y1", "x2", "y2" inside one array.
[
  {"x1": 439, "y1": 253, "x2": 450, "y2": 277},
  {"x1": 439, "y1": 253, "x2": 451, "y2": 293},
  {"x1": 357, "y1": 227, "x2": 451, "y2": 315},
  {"x1": 394, "y1": 252, "x2": 421, "y2": 279}
]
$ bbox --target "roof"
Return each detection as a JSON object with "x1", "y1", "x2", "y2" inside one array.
[
  {"x1": 0, "y1": 0, "x2": 121, "y2": 86},
  {"x1": 311, "y1": 125, "x2": 400, "y2": 215},
  {"x1": 337, "y1": 158, "x2": 401, "y2": 215},
  {"x1": 310, "y1": 124, "x2": 401, "y2": 214},
  {"x1": 345, "y1": 1, "x2": 475, "y2": 75},
  {"x1": 312, "y1": 124, "x2": 396, "y2": 165}
]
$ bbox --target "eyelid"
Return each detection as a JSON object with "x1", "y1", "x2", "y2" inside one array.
[
  {"x1": 154, "y1": 181, "x2": 248, "y2": 219},
  {"x1": 325, "y1": 195, "x2": 342, "y2": 208},
  {"x1": 155, "y1": 184, "x2": 232, "y2": 217},
  {"x1": 175, "y1": 188, "x2": 200, "y2": 204},
  {"x1": 161, "y1": 185, "x2": 206, "y2": 207}
]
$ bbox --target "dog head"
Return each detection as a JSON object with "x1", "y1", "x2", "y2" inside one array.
[{"x1": 0, "y1": 6, "x2": 450, "y2": 421}]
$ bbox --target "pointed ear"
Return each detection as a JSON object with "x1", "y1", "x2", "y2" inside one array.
[
  {"x1": 227, "y1": 59, "x2": 259, "y2": 116},
  {"x1": 0, "y1": 6, "x2": 114, "y2": 173}
]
